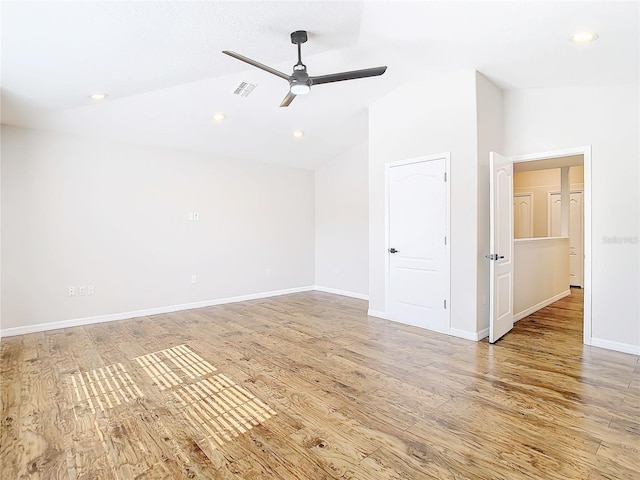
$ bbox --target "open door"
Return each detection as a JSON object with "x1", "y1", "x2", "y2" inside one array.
[{"x1": 489, "y1": 152, "x2": 514, "y2": 343}]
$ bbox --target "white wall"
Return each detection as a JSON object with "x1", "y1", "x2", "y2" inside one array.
[
  {"x1": 4, "y1": 82, "x2": 637, "y2": 355},
  {"x1": 314, "y1": 140, "x2": 368, "y2": 298},
  {"x1": 504, "y1": 84, "x2": 640, "y2": 353},
  {"x1": 475, "y1": 72, "x2": 504, "y2": 335},
  {"x1": 1, "y1": 125, "x2": 315, "y2": 332},
  {"x1": 369, "y1": 70, "x2": 482, "y2": 337},
  {"x1": 514, "y1": 238, "x2": 570, "y2": 320}
]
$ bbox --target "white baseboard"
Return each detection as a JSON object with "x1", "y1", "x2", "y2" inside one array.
[
  {"x1": 369, "y1": 311, "x2": 486, "y2": 342},
  {"x1": 591, "y1": 338, "x2": 640, "y2": 356},
  {"x1": 12, "y1": 286, "x2": 634, "y2": 358},
  {"x1": 476, "y1": 327, "x2": 489, "y2": 341},
  {"x1": 449, "y1": 327, "x2": 488, "y2": 341},
  {"x1": 366, "y1": 309, "x2": 389, "y2": 320},
  {"x1": 314, "y1": 286, "x2": 369, "y2": 301},
  {"x1": 513, "y1": 289, "x2": 571, "y2": 322},
  {"x1": 0, "y1": 286, "x2": 315, "y2": 338}
]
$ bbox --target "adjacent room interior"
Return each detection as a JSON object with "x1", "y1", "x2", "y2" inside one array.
[
  {"x1": 1, "y1": 1, "x2": 638, "y2": 479},
  {"x1": 513, "y1": 155, "x2": 586, "y2": 335}
]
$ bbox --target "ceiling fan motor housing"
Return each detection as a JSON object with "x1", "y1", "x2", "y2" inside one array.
[
  {"x1": 290, "y1": 69, "x2": 311, "y2": 94},
  {"x1": 290, "y1": 30, "x2": 308, "y2": 44}
]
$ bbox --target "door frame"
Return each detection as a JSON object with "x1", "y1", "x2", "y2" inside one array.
[
  {"x1": 511, "y1": 146, "x2": 592, "y2": 345},
  {"x1": 384, "y1": 152, "x2": 451, "y2": 333}
]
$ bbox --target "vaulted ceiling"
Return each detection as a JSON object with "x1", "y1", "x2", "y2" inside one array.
[{"x1": 2, "y1": 1, "x2": 638, "y2": 168}]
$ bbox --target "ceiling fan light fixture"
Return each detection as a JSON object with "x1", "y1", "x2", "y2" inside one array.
[{"x1": 290, "y1": 82, "x2": 311, "y2": 95}]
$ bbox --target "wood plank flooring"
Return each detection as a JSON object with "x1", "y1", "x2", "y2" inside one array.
[{"x1": 1, "y1": 288, "x2": 638, "y2": 479}]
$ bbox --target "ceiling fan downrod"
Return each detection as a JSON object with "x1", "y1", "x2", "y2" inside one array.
[{"x1": 291, "y1": 30, "x2": 308, "y2": 70}]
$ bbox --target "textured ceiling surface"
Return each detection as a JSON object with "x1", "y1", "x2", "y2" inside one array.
[{"x1": 1, "y1": 1, "x2": 638, "y2": 169}]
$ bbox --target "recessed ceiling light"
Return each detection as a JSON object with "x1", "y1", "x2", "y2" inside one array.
[
  {"x1": 212, "y1": 113, "x2": 226, "y2": 122},
  {"x1": 293, "y1": 130, "x2": 304, "y2": 138},
  {"x1": 89, "y1": 93, "x2": 108, "y2": 100},
  {"x1": 570, "y1": 32, "x2": 599, "y2": 44}
]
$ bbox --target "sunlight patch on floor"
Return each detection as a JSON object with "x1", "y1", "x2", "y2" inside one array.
[{"x1": 68, "y1": 363, "x2": 144, "y2": 414}]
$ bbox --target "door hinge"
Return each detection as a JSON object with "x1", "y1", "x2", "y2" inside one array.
[
  {"x1": 444, "y1": 299, "x2": 447, "y2": 309},
  {"x1": 444, "y1": 172, "x2": 447, "y2": 182},
  {"x1": 444, "y1": 236, "x2": 447, "y2": 245}
]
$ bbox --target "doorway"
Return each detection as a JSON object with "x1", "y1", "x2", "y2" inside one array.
[{"x1": 510, "y1": 147, "x2": 591, "y2": 345}]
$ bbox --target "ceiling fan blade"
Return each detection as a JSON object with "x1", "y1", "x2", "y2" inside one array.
[
  {"x1": 222, "y1": 50, "x2": 290, "y2": 81},
  {"x1": 279, "y1": 91, "x2": 297, "y2": 107},
  {"x1": 310, "y1": 66, "x2": 387, "y2": 86}
]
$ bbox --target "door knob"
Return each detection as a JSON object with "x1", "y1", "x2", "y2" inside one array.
[{"x1": 389, "y1": 248, "x2": 399, "y2": 254}]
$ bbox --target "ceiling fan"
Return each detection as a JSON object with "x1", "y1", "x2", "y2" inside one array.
[{"x1": 222, "y1": 30, "x2": 387, "y2": 107}]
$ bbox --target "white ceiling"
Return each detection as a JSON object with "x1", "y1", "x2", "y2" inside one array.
[{"x1": 2, "y1": 1, "x2": 638, "y2": 169}]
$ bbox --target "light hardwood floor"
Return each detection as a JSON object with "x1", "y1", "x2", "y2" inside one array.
[{"x1": 1, "y1": 289, "x2": 638, "y2": 479}]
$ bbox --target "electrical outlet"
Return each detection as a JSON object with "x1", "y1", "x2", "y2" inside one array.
[
  {"x1": 78, "y1": 286, "x2": 86, "y2": 296},
  {"x1": 191, "y1": 274, "x2": 197, "y2": 284},
  {"x1": 88, "y1": 285, "x2": 95, "y2": 295},
  {"x1": 193, "y1": 212, "x2": 200, "y2": 221},
  {"x1": 68, "y1": 286, "x2": 75, "y2": 297}
]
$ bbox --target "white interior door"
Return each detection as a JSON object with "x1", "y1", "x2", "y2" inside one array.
[
  {"x1": 489, "y1": 152, "x2": 514, "y2": 343},
  {"x1": 514, "y1": 193, "x2": 533, "y2": 238},
  {"x1": 569, "y1": 192, "x2": 584, "y2": 287},
  {"x1": 549, "y1": 193, "x2": 562, "y2": 237},
  {"x1": 550, "y1": 191, "x2": 584, "y2": 287},
  {"x1": 387, "y1": 156, "x2": 448, "y2": 333}
]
